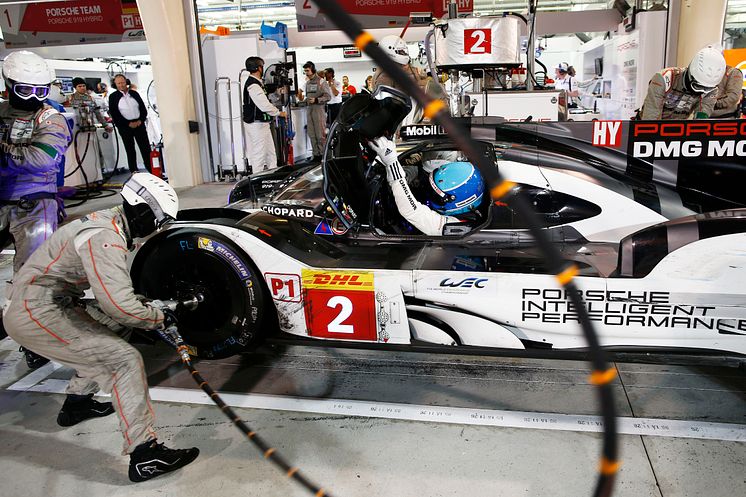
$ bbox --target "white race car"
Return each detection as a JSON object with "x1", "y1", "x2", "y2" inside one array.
[{"x1": 132, "y1": 90, "x2": 746, "y2": 366}]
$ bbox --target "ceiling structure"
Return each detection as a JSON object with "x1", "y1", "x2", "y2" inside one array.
[{"x1": 195, "y1": 0, "x2": 746, "y2": 32}]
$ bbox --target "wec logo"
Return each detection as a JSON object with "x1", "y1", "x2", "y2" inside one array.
[{"x1": 439, "y1": 277, "x2": 487, "y2": 288}]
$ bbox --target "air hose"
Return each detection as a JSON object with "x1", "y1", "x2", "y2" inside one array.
[
  {"x1": 157, "y1": 322, "x2": 335, "y2": 497},
  {"x1": 311, "y1": 1, "x2": 619, "y2": 497}
]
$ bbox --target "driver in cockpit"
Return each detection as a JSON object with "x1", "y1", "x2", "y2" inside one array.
[{"x1": 369, "y1": 136, "x2": 485, "y2": 236}]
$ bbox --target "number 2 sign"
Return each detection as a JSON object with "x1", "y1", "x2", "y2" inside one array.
[
  {"x1": 464, "y1": 29, "x2": 491, "y2": 55},
  {"x1": 302, "y1": 269, "x2": 377, "y2": 341}
]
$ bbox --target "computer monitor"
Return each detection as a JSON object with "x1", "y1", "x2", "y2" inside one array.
[
  {"x1": 594, "y1": 58, "x2": 604, "y2": 77},
  {"x1": 85, "y1": 77, "x2": 101, "y2": 91},
  {"x1": 57, "y1": 76, "x2": 74, "y2": 93}
]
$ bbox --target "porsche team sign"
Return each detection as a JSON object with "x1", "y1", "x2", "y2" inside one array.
[
  {"x1": 296, "y1": 0, "x2": 473, "y2": 32},
  {"x1": 0, "y1": 0, "x2": 143, "y2": 48}
]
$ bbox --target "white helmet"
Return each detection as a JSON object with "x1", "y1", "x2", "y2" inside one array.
[
  {"x1": 121, "y1": 173, "x2": 179, "y2": 238},
  {"x1": 379, "y1": 35, "x2": 410, "y2": 65},
  {"x1": 687, "y1": 46, "x2": 726, "y2": 92},
  {"x1": 2, "y1": 50, "x2": 53, "y2": 85},
  {"x1": 48, "y1": 84, "x2": 66, "y2": 104}
]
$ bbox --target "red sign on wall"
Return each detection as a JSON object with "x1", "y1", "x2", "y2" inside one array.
[
  {"x1": 1, "y1": 1, "x2": 144, "y2": 48},
  {"x1": 296, "y1": 0, "x2": 474, "y2": 32}
]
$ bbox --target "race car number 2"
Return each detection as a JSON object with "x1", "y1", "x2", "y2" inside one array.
[{"x1": 302, "y1": 269, "x2": 376, "y2": 340}]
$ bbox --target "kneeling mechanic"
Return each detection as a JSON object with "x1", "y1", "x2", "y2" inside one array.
[{"x1": 3, "y1": 173, "x2": 200, "y2": 482}]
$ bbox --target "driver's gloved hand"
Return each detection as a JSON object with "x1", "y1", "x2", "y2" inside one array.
[{"x1": 370, "y1": 137, "x2": 404, "y2": 184}]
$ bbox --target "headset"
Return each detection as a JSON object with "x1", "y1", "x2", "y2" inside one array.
[{"x1": 245, "y1": 57, "x2": 264, "y2": 73}]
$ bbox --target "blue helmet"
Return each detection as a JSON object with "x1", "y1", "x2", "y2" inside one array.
[{"x1": 428, "y1": 161, "x2": 484, "y2": 215}]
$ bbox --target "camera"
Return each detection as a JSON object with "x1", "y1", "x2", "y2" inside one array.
[{"x1": 264, "y1": 62, "x2": 295, "y2": 93}]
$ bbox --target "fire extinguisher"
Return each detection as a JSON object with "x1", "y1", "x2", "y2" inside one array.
[
  {"x1": 150, "y1": 148, "x2": 162, "y2": 178},
  {"x1": 150, "y1": 142, "x2": 163, "y2": 178}
]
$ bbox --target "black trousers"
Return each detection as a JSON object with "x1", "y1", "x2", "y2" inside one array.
[
  {"x1": 117, "y1": 123, "x2": 152, "y2": 173},
  {"x1": 327, "y1": 103, "x2": 341, "y2": 127}
]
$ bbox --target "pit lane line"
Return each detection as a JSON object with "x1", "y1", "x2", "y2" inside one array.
[{"x1": 6, "y1": 361, "x2": 745, "y2": 443}]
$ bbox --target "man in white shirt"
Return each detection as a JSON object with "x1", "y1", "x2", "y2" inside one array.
[
  {"x1": 243, "y1": 57, "x2": 286, "y2": 171},
  {"x1": 324, "y1": 67, "x2": 342, "y2": 126},
  {"x1": 554, "y1": 63, "x2": 579, "y2": 108},
  {"x1": 108, "y1": 74, "x2": 151, "y2": 173}
]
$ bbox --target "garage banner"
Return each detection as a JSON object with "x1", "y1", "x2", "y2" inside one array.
[
  {"x1": 0, "y1": 0, "x2": 144, "y2": 49},
  {"x1": 296, "y1": 0, "x2": 473, "y2": 32}
]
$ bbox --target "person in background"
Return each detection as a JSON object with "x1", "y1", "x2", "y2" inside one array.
[
  {"x1": 109, "y1": 74, "x2": 151, "y2": 173},
  {"x1": 554, "y1": 63, "x2": 579, "y2": 108},
  {"x1": 711, "y1": 65, "x2": 744, "y2": 118},
  {"x1": 374, "y1": 36, "x2": 448, "y2": 124},
  {"x1": 68, "y1": 77, "x2": 112, "y2": 131},
  {"x1": 3, "y1": 173, "x2": 200, "y2": 482},
  {"x1": 361, "y1": 75, "x2": 375, "y2": 95},
  {"x1": 324, "y1": 67, "x2": 342, "y2": 126},
  {"x1": 342, "y1": 75, "x2": 357, "y2": 99},
  {"x1": 243, "y1": 56, "x2": 286, "y2": 171},
  {"x1": 0, "y1": 51, "x2": 71, "y2": 366},
  {"x1": 296, "y1": 61, "x2": 330, "y2": 163},
  {"x1": 640, "y1": 46, "x2": 726, "y2": 120},
  {"x1": 96, "y1": 81, "x2": 108, "y2": 96}
]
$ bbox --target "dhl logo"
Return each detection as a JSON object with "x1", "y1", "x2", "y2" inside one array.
[{"x1": 302, "y1": 270, "x2": 374, "y2": 291}]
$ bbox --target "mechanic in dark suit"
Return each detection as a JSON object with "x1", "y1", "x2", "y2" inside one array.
[{"x1": 108, "y1": 74, "x2": 151, "y2": 173}]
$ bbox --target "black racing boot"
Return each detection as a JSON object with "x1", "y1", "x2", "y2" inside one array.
[
  {"x1": 57, "y1": 393, "x2": 115, "y2": 427},
  {"x1": 19, "y1": 346, "x2": 50, "y2": 369},
  {"x1": 129, "y1": 439, "x2": 200, "y2": 482}
]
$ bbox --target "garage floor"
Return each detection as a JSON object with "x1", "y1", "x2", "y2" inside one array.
[{"x1": 1, "y1": 182, "x2": 744, "y2": 497}]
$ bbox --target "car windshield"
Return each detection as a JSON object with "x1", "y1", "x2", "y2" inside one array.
[{"x1": 272, "y1": 165, "x2": 324, "y2": 202}]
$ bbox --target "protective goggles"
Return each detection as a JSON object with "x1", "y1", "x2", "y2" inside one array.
[{"x1": 13, "y1": 82, "x2": 50, "y2": 100}]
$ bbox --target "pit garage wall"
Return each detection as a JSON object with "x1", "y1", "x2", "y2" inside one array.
[{"x1": 200, "y1": 33, "x2": 285, "y2": 178}]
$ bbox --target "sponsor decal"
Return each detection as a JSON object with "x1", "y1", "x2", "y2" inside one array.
[
  {"x1": 628, "y1": 121, "x2": 746, "y2": 159},
  {"x1": 330, "y1": 218, "x2": 348, "y2": 235},
  {"x1": 401, "y1": 124, "x2": 447, "y2": 140},
  {"x1": 263, "y1": 204, "x2": 315, "y2": 218},
  {"x1": 301, "y1": 269, "x2": 377, "y2": 341},
  {"x1": 302, "y1": 269, "x2": 373, "y2": 291},
  {"x1": 265, "y1": 273, "x2": 302, "y2": 303},
  {"x1": 521, "y1": 288, "x2": 745, "y2": 334},
  {"x1": 440, "y1": 277, "x2": 488, "y2": 288},
  {"x1": 592, "y1": 120, "x2": 622, "y2": 148},
  {"x1": 314, "y1": 220, "x2": 333, "y2": 236},
  {"x1": 197, "y1": 237, "x2": 251, "y2": 281}
]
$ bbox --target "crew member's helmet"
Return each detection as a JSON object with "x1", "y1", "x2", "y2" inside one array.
[
  {"x1": 121, "y1": 173, "x2": 179, "y2": 239},
  {"x1": 379, "y1": 35, "x2": 410, "y2": 65},
  {"x1": 429, "y1": 162, "x2": 484, "y2": 215},
  {"x1": 685, "y1": 46, "x2": 726, "y2": 93},
  {"x1": 2, "y1": 51, "x2": 53, "y2": 110}
]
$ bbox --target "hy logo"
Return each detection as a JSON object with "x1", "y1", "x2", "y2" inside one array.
[{"x1": 439, "y1": 277, "x2": 488, "y2": 288}]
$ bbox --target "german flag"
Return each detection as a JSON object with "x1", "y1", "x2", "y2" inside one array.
[{"x1": 121, "y1": 0, "x2": 139, "y2": 15}]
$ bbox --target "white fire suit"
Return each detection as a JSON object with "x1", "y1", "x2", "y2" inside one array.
[
  {"x1": 0, "y1": 103, "x2": 71, "y2": 272},
  {"x1": 3, "y1": 207, "x2": 165, "y2": 454},
  {"x1": 711, "y1": 66, "x2": 744, "y2": 118},
  {"x1": 302, "y1": 74, "x2": 330, "y2": 158},
  {"x1": 640, "y1": 67, "x2": 717, "y2": 120},
  {"x1": 374, "y1": 139, "x2": 458, "y2": 236}
]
